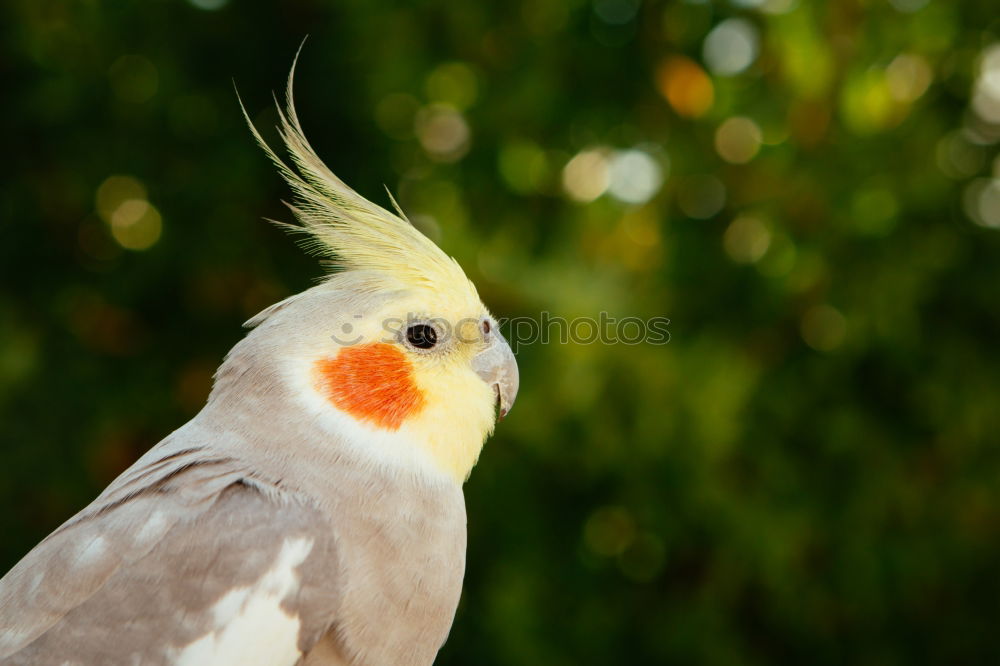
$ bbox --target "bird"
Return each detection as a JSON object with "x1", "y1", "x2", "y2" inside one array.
[{"x1": 0, "y1": 59, "x2": 518, "y2": 666}]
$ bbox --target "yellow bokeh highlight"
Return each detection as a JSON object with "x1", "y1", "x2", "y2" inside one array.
[
  {"x1": 415, "y1": 105, "x2": 470, "y2": 162},
  {"x1": 498, "y1": 139, "x2": 549, "y2": 194},
  {"x1": 886, "y1": 53, "x2": 933, "y2": 102},
  {"x1": 723, "y1": 215, "x2": 771, "y2": 263},
  {"x1": 774, "y1": 10, "x2": 834, "y2": 99},
  {"x1": 110, "y1": 199, "x2": 162, "y2": 250},
  {"x1": 656, "y1": 56, "x2": 714, "y2": 119},
  {"x1": 801, "y1": 304, "x2": 847, "y2": 352},
  {"x1": 562, "y1": 148, "x2": 610, "y2": 202},
  {"x1": 95, "y1": 175, "x2": 162, "y2": 251},
  {"x1": 425, "y1": 62, "x2": 478, "y2": 110},
  {"x1": 841, "y1": 69, "x2": 903, "y2": 135},
  {"x1": 714, "y1": 117, "x2": 763, "y2": 164},
  {"x1": 96, "y1": 175, "x2": 146, "y2": 221}
]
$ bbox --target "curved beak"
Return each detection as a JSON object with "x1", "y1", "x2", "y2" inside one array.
[{"x1": 471, "y1": 329, "x2": 519, "y2": 421}]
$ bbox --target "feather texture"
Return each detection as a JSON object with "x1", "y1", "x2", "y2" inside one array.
[
  {"x1": 0, "y1": 309, "x2": 468, "y2": 665},
  {"x1": 0, "y1": 52, "x2": 492, "y2": 666},
  {"x1": 238, "y1": 47, "x2": 472, "y2": 296}
]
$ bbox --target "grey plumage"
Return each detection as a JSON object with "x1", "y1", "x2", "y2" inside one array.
[
  {"x1": 0, "y1": 283, "x2": 470, "y2": 665},
  {"x1": 0, "y1": 61, "x2": 518, "y2": 664}
]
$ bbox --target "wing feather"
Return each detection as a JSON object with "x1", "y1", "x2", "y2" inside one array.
[{"x1": 0, "y1": 451, "x2": 341, "y2": 665}]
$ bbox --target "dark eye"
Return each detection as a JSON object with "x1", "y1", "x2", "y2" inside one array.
[{"x1": 406, "y1": 323, "x2": 438, "y2": 350}]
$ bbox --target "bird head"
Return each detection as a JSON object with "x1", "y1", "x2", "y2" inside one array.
[{"x1": 227, "y1": 63, "x2": 518, "y2": 484}]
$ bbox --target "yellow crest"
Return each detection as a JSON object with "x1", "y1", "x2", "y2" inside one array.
[{"x1": 240, "y1": 55, "x2": 476, "y2": 299}]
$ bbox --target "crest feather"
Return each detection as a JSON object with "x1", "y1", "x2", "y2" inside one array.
[{"x1": 239, "y1": 52, "x2": 470, "y2": 293}]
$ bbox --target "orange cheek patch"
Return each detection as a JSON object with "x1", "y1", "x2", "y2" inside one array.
[{"x1": 314, "y1": 343, "x2": 426, "y2": 430}]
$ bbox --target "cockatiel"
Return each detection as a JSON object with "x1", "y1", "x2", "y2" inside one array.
[{"x1": 0, "y1": 63, "x2": 518, "y2": 666}]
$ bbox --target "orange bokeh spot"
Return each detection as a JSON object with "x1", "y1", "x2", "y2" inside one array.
[
  {"x1": 656, "y1": 56, "x2": 714, "y2": 119},
  {"x1": 315, "y1": 343, "x2": 426, "y2": 430}
]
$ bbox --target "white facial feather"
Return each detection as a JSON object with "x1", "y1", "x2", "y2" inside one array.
[{"x1": 288, "y1": 355, "x2": 456, "y2": 485}]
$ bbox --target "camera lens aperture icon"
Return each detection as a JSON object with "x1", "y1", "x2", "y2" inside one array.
[{"x1": 330, "y1": 314, "x2": 364, "y2": 346}]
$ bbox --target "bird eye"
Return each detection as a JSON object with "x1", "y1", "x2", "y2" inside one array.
[{"x1": 406, "y1": 323, "x2": 438, "y2": 350}]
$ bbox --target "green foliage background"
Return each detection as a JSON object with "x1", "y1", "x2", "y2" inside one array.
[{"x1": 2, "y1": 0, "x2": 1000, "y2": 663}]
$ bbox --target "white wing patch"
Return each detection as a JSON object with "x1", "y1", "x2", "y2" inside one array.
[
  {"x1": 134, "y1": 510, "x2": 171, "y2": 545},
  {"x1": 75, "y1": 535, "x2": 107, "y2": 566},
  {"x1": 172, "y1": 537, "x2": 314, "y2": 666}
]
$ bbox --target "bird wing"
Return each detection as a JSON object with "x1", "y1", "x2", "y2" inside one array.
[{"x1": 0, "y1": 447, "x2": 342, "y2": 666}]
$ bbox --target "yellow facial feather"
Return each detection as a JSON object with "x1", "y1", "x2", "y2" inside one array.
[{"x1": 242, "y1": 55, "x2": 501, "y2": 482}]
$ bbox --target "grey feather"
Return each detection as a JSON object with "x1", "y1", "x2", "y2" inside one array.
[{"x1": 0, "y1": 282, "x2": 468, "y2": 665}]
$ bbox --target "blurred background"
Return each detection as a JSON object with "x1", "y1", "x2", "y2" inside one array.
[{"x1": 3, "y1": 0, "x2": 1000, "y2": 663}]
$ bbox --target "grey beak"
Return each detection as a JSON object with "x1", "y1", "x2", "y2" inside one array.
[{"x1": 471, "y1": 329, "x2": 519, "y2": 420}]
